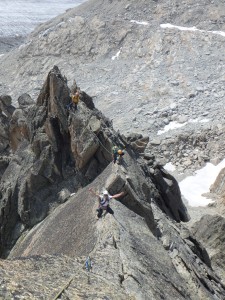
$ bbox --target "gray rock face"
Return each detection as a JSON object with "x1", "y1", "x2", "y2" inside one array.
[
  {"x1": 6, "y1": 162, "x2": 225, "y2": 299},
  {"x1": 0, "y1": 66, "x2": 119, "y2": 257},
  {"x1": 191, "y1": 215, "x2": 225, "y2": 285},
  {"x1": 210, "y1": 167, "x2": 225, "y2": 198},
  {"x1": 0, "y1": 255, "x2": 130, "y2": 299},
  {"x1": 0, "y1": 67, "x2": 225, "y2": 299}
]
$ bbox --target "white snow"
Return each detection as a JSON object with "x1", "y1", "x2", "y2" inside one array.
[
  {"x1": 164, "y1": 162, "x2": 176, "y2": 172},
  {"x1": 157, "y1": 121, "x2": 187, "y2": 135},
  {"x1": 0, "y1": 54, "x2": 4, "y2": 57},
  {"x1": 160, "y1": 23, "x2": 225, "y2": 38},
  {"x1": 160, "y1": 23, "x2": 198, "y2": 32},
  {"x1": 179, "y1": 158, "x2": 225, "y2": 207},
  {"x1": 130, "y1": 20, "x2": 149, "y2": 26},
  {"x1": 199, "y1": 118, "x2": 211, "y2": 123},
  {"x1": 189, "y1": 118, "x2": 211, "y2": 124},
  {"x1": 211, "y1": 30, "x2": 225, "y2": 37},
  {"x1": 39, "y1": 21, "x2": 65, "y2": 38},
  {"x1": 112, "y1": 48, "x2": 122, "y2": 60},
  {"x1": 158, "y1": 118, "x2": 211, "y2": 135},
  {"x1": 189, "y1": 118, "x2": 199, "y2": 123}
]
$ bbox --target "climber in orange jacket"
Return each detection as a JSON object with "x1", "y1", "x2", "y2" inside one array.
[{"x1": 66, "y1": 90, "x2": 80, "y2": 111}]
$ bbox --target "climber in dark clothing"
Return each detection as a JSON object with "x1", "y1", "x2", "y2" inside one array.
[{"x1": 89, "y1": 188, "x2": 124, "y2": 218}]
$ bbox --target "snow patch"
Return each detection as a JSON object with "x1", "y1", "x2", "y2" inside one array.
[
  {"x1": 158, "y1": 121, "x2": 187, "y2": 135},
  {"x1": 164, "y1": 162, "x2": 176, "y2": 172},
  {"x1": 199, "y1": 118, "x2": 211, "y2": 123},
  {"x1": 130, "y1": 20, "x2": 149, "y2": 26},
  {"x1": 160, "y1": 23, "x2": 198, "y2": 31},
  {"x1": 39, "y1": 21, "x2": 65, "y2": 38},
  {"x1": 112, "y1": 48, "x2": 122, "y2": 60},
  {"x1": 158, "y1": 118, "x2": 211, "y2": 135},
  {"x1": 189, "y1": 118, "x2": 199, "y2": 123},
  {"x1": 18, "y1": 41, "x2": 31, "y2": 50},
  {"x1": 160, "y1": 23, "x2": 225, "y2": 38},
  {"x1": 179, "y1": 158, "x2": 225, "y2": 207},
  {"x1": 211, "y1": 30, "x2": 225, "y2": 37},
  {"x1": 0, "y1": 54, "x2": 4, "y2": 57}
]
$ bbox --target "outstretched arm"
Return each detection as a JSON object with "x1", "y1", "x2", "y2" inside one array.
[{"x1": 112, "y1": 191, "x2": 125, "y2": 199}]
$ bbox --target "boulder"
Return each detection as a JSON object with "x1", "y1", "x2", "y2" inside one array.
[
  {"x1": 0, "y1": 94, "x2": 12, "y2": 106},
  {"x1": 151, "y1": 166, "x2": 190, "y2": 222},
  {"x1": 0, "y1": 94, "x2": 15, "y2": 117},
  {"x1": 18, "y1": 93, "x2": 34, "y2": 108}
]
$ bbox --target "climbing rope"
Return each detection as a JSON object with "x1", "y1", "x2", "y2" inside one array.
[
  {"x1": 94, "y1": 134, "x2": 112, "y2": 155},
  {"x1": 94, "y1": 134, "x2": 126, "y2": 159},
  {"x1": 51, "y1": 277, "x2": 74, "y2": 300}
]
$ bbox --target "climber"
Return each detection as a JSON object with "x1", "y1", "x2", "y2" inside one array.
[
  {"x1": 66, "y1": 90, "x2": 80, "y2": 111},
  {"x1": 89, "y1": 188, "x2": 124, "y2": 218},
  {"x1": 117, "y1": 149, "x2": 125, "y2": 164},
  {"x1": 112, "y1": 145, "x2": 119, "y2": 163},
  {"x1": 85, "y1": 256, "x2": 92, "y2": 272},
  {"x1": 71, "y1": 90, "x2": 80, "y2": 111},
  {"x1": 112, "y1": 145, "x2": 125, "y2": 164}
]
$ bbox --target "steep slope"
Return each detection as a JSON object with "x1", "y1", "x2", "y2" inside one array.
[
  {"x1": 6, "y1": 163, "x2": 190, "y2": 299},
  {"x1": 0, "y1": 67, "x2": 225, "y2": 299}
]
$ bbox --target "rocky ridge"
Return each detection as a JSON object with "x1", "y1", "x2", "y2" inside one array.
[{"x1": 0, "y1": 66, "x2": 225, "y2": 299}]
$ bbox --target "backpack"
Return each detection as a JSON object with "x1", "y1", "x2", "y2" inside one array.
[{"x1": 72, "y1": 94, "x2": 79, "y2": 104}]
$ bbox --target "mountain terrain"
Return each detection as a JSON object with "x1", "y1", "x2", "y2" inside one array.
[
  {"x1": 0, "y1": 65, "x2": 225, "y2": 299},
  {"x1": 1, "y1": 0, "x2": 225, "y2": 299}
]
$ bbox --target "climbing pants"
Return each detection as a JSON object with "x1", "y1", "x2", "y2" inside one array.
[{"x1": 97, "y1": 205, "x2": 114, "y2": 218}]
